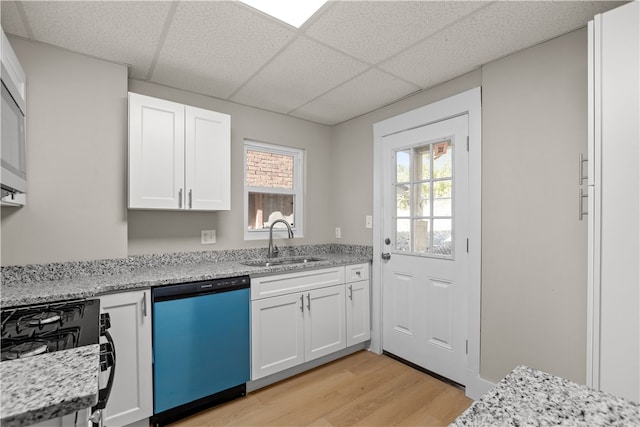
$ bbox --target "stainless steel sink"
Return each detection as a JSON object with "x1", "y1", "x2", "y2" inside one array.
[{"x1": 240, "y1": 256, "x2": 325, "y2": 267}]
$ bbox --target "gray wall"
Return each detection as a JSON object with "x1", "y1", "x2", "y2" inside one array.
[
  {"x1": 126, "y1": 80, "x2": 333, "y2": 255},
  {"x1": 1, "y1": 37, "x2": 128, "y2": 265},
  {"x1": 331, "y1": 29, "x2": 587, "y2": 384},
  {"x1": 480, "y1": 28, "x2": 587, "y2": 383}
]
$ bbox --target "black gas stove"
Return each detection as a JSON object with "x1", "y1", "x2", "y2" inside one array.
[{"x1": 1, "y1": 299, "x2": 100, "y2": 361}]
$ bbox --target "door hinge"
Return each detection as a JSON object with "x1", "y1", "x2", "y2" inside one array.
[
  {"x1": 466, "y1": 340, "x2": 469, "y2": 355},
  {"x1": 466, "y1": 238, "x2": 469, "y2": 253},
  {"x1": 466, "y1": 136, "x2": 469, "y2": 152}
]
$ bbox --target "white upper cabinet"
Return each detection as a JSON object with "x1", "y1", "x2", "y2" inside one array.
[{"x1": 128, "y1": 92, "x2": 230, "y2": 211}]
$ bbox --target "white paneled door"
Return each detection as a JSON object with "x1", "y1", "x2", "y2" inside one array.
[{"x1": 382, "y1": 115, "x2": 469, "y2": 385}]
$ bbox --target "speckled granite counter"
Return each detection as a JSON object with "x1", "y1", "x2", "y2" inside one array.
[
  {"x1": 0, "y1": 245, "x2": 372, "y2": 308},
  {"x1": 0, "y1": 245, "x2": 372, "y2": 426},
  {"x1": 0, "y1": 345, "x2": 99, "y2": 427},
  {"x1": 451, "y1": 365, "x2": 640, "y2": 426}
]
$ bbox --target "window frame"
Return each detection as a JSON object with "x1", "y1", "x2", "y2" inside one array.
[{"x1": 243, "y1": 139, "x2": 304, "y2": 241}]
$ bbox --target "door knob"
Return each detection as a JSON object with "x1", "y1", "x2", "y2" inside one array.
[{"x1": 381, "y1": 253, "x2": 391, "y2": 261}]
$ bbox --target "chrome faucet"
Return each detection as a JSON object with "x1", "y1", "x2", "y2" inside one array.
[{"x1": 268, "y1": 219, "x2": 294, "y2": 258}]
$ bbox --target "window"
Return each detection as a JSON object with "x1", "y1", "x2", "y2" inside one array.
[
  {"x1": 394, "y1": 139, "x2": 453, "y2": 257},
  {"x1": 244, "y1": 140, "x2": 304, "y2": 240}
]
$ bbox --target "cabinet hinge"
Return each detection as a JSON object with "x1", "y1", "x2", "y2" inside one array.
[{"x1": 466, "y1": 136, "x2": 469, "y2": 152}]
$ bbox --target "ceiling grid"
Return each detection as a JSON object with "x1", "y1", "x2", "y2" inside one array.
[{"x1": 0, "y1": 0, "x2": 626, "y2": 125}]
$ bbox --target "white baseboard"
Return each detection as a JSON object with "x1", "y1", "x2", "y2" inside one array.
[{"x1": 465, "y1": 372, "x2": 496, "y2": 400}]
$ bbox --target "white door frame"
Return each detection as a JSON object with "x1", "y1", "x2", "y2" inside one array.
[{"x1": 372, "y1": 87, "x2": 488, "y2": 399}]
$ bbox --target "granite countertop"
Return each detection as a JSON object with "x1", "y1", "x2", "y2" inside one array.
[
  {"x1": 0, "y1": 245, "x2": 372, "y2": 426},
  {"x1": 1, "y1": 250, "x2": 372, "y2": 308},
  {"x1": 451, "y1": 365, "x2": 640, "y2": 426},
  {"x1": 0, "y1": 345, "x2": 99, "y2": 427}
]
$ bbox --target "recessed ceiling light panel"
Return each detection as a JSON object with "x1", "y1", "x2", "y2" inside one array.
[{"x1": 238, "y1": 0, "x2": 328, "y2": 28}]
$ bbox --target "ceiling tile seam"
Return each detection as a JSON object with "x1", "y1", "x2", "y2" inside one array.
[
  {"x1": 374, "y1": 1, "x2": 497, "y2": 68},
  {"x1": 369, "y1": 64, "x2": 426, "y2": 90},
  {"x1": 303, "y1": 33, "x2": 376, "y2": 67},
  {"x1": 14, "y1": 1, "x2": 34, "y2": 39},
  {"x1": 144, "y1": 0, "x2": 180, "y2": 81},
  {"x1": 129, "y1": 76, "x2": 328, "y2": 126},
  {"x1": 283, "y1": 64, "x2": 381, "y2": 116},
  {"x1": 226, "y1": 32, "x2": 301, "y2": 100}
]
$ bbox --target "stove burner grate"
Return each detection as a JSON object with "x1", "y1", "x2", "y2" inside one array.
[{"x1": 4, "y1": 341, "x2": 48, "y2": 359}]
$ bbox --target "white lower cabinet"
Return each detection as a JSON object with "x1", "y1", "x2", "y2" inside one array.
[
  {"x1": 346, "y1": 281, "x2": 371, "y2": 346},
  {"x1": 251, "y1": 292, "x2": 305, "y2": 378},
  {"x1": 251, "y1": 264, "x2": 370, "y2": 381},
  {"x1": 100, "y1": 290, "x2": 153, "y2": 427},
  {"x1": 304, "y1": 284, "x2": 346, "y2": 361}
]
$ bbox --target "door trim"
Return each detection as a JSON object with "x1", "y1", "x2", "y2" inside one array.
[{"x1": 372, "y1": 87, "x2": 485, "y2": 399}]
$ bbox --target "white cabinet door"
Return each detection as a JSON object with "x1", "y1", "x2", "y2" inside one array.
[
  {"x1": 251, "y1": 292, "x2": 305, "y2": 380},
  {"x1": 304, "y1": 284, "x2": 346, "y2": 361},
  {"x1": 346, "y1": 280, "x2": 371, "y2": 347},
  {"x1": 129, "y1": 93, "x2": 185, "y2": 210},
  {"x1": 185, "y1": 106, "x2": 230, "y2": 210},
  {"x1": 100, "y1": 290, "x2": 153, "y2": 426}
]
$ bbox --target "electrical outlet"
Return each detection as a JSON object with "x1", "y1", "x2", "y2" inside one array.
[
  {"x1": 365, "y1": 215, "x2": 373, "y2": 229},
  {"x1": 201, "y1": 230, "x2": 216, "y2": 244},
  {"x1": 335, "y1": 227, "x2": 341, "y2": 239}
]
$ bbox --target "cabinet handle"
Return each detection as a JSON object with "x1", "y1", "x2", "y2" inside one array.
[
  {"x1": 300, "y1": 294, "x2": 304, "y2": 312},
  {"x1": 349, "y1": 285, "x2": 353, "y2": 300},
  {"x1": 307, "y1": 293, "x2": 311, "y2": 311},
  {"x1": 578, "y1": 153, "x2": 589, "y2": 185},
  {"x1": 142, "y1": 292, "x2": 148, "y2": 317},
  {"x1": 189, "y1": 189, "x2": 193, "y2": 209},
  {"x1": 579, "y1": 188, "x2": 588, "y2": 220},
  {"x1": 178, "y1": 188, "x2": 183, "y2": 209}
]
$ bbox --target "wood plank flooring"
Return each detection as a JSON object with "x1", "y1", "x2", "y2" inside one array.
[{"x1": 169, "y1": 350, "x2": 472, "y2": 427}]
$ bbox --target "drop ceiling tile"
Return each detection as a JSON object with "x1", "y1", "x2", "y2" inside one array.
[
  {"x1": 1, "y1": 1, "x2": 30, "y2": 38},
  {"x1": 305, "y1": 0, "x2": 489, "y2": 64},
  {"x1": 231, "y1": 36, "x2": 368, "y2": 114},
  {"x1": 380, "y1": 1, "x2": 625, "y2": 89},
  {"x1": 151, "y1": 1, "x2": 296, "y2": 100},
  {"x1": 290, "y1": 69, "x2": 420, "y2": 125},
  {"x1": 18, "y1": 1, "x2": 172, "y2": 79}
]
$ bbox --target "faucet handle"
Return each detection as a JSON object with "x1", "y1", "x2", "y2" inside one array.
[{"x1": 272, "y1": 245, "x2": 279, "y2": 257}]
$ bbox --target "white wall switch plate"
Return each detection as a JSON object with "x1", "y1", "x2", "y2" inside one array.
[
  {"x1": 365, "y1": 215, "x2": 373, "y2": 229},
  {"x1": 201, "y1": 230, "x2": 216, "y2": 244},
  {"x1": 335, "y1": 227, "x2": 341, "y2": 239}
]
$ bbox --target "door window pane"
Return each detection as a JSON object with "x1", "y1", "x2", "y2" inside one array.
[
  {"x1": 414, "y1": 183, "x2": 431, "y2": 217},
  {"x1": 432, "y1": 219, "x2": 452, "y2": 256},
  {"x1": 396, "y1": 184, "x2": 410, "y2": 217},
  {"x1": 433, "y1": 141, "x2": 452, "y2": 179},
  {"x1": 414, "y1": 219, "x2": 431, "y2": 254},
  {"x1": 433, "y1": 179, "x2": 452, "y2": 217},
  {"x1": 396, "y1": 219, "x2": 410, "y2": 252},
  {"x1": 396, "y1": 150, "x2": 410, "y2": 183},
  {"x1": 414, "y1": 145, "x2": 431, "y2": 181}
]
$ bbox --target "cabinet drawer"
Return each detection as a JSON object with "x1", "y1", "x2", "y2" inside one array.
[
  {"x1": 251, "y1": 267, "x2": 345, "y2": 300},
  {"x1": 345, "y1": 263, "x2": 369, "y2": 283}
]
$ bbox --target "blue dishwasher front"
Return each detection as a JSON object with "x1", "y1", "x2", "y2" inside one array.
[{"x1": 151, "y1": 276, "x2": 250, "y2": 426}]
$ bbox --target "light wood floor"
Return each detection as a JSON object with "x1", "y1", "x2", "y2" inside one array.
[{"x1": 169, "y1": 350, "x2": 472, "y2": 427}]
